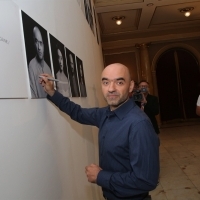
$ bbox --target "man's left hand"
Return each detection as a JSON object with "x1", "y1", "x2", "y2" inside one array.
[{"x1": 85, "y1": 164, "x2": 102, "y2": 183}]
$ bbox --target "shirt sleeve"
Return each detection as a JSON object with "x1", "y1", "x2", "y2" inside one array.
[
  {"x1": 97, "y1": 120, "x2": 160, "y2": 197},
  {"x1": 197, "y1": 95, "x2": 200, "y2": 106},
  {"x1": 47, "y1": 91, "x2": 101, "y2": 127}
]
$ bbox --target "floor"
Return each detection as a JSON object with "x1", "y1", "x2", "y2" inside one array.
[{"x1": 150, "y1": 123, "x2": 200, "y2": 200}]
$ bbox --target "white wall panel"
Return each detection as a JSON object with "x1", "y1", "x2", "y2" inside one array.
[
  {"x1": 0, "y1": 1, "x2": 29, "y2": 98},
  {"x1": 0, "y1": 0, "x2": 105, "y2": 199}
]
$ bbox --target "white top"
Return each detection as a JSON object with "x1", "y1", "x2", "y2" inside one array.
[
  {"x1": 56, "y1": 70, "x2": 71, "y2": 97},
  {"x1": 29, "y1": 57, "x2": 52, "y2": 98},
  {"x1": 197, "y1": 95, "x2": 200, "y2": 106}
]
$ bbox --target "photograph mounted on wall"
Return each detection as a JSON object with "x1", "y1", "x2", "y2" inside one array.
[
  {"x1": 21, "y1": 11, "x2": 52, "y2": 99},
  {"x1": 84, "y1": 0, "x2": 94, "y2": 34},
  {"x1": 93, "y1": 6, "x2": 99, "y2": 44},
  {"x1": 49, "y1": 34, "x2": 71, "y2": 97},
  {"x1": 76, "y1": 56, "x2": 87, "y2": 97},
  {"x1": 65, "y1": 47, "x2": 80, "y2": 97}
]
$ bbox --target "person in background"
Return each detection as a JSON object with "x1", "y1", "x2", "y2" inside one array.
[
  {"x1": 39, "y1": 63, "x2": 159, "y2": 200},
  {"x1": 135, "y1": 80, "x2": 160, "y2": 134},
  {"x1": 129, "y1": 81, "x2": 138, "y2": 98},
  {"x1": 28, "y1": 26, "x2": 52, "y2": 98},
  {"x1": 55, "y1": 45, "x2": 71, "y2": 97},
  {"x1": 196, "y1": 95, "x2": 200, "y2": 116}
]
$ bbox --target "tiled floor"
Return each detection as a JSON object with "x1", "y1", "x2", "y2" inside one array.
[{"x1": 150, "y1": 124, "x2": 200, "y2": 200}]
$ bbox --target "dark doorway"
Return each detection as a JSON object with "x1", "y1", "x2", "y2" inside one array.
[{"x1": 156, "y1": 48, "x2": 200, "y2": 123}]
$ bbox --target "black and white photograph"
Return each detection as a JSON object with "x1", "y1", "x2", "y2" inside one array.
[
  {"x1": 65, "y1": 47, "x2": 80, "y2": 97},
  {"x1": 93, "y1": 6, "x2": 99, "y2": 44},
  {"x1": 76, "y1": 56, "x2": 87, "y2": 97},
  {"x1": 84, "y1": 0, "x2": 94, "y2": 34},
  {"x1": 49, "y1": 34, "x2": 71, "y2": 97},
  {"x1": 21, "y1": 11, "x2": 52, "y2": 99}
]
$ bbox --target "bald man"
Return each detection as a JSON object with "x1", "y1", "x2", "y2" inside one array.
[
  {"x1": 39, "y1": 63, "x2": 159, "y2": 200},
  {"x1": 28, "y1": 26, "x2": 51, "y2": 98}
]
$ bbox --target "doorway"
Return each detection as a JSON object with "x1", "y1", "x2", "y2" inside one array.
[{"x1": 156, "y1": 48, "x2": 200, "y2": 123}]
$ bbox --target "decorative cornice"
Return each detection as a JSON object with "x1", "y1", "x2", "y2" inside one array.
[{"x1": 101, "y1": 31, "x2": 200, "y2": 50}]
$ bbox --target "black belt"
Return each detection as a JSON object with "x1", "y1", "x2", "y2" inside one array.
[{"x1": 104, "y1": 193, "x2": 151, "y2": 200}]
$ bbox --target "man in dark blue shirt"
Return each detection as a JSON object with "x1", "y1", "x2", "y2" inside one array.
[{"x1": 40, "y1": 63, "x2": 159, "y2": 200}]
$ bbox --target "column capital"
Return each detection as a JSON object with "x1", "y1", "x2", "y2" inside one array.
[{"x1": 135, "y1": 43, "x2": 151, "y2": 49}]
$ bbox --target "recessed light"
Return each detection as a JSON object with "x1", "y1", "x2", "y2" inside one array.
[
  {"x1": 179, "y1": 7, "x2": 194, "y2": 17},
  {"x1": 147, "y1": 3, "x2": 154, "y2": 7},
  {"x1": 112, "y1": 16, "x2": 125, "y2": 25}
]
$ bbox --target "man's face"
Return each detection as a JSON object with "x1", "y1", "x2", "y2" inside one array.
[
  {"x1": 57, "y1": 49, "x2": 63, "y2": 71},
  {"x1": 101, "y1": 64, "x2": 134, "y2": 110},
  {"x1": 139, "y1": 82, "x2": 149, "y2": 94},
  {"x1": 69, "y1": 54, "x2": 74, "y2": 73},
  {"x1": 80, "y1": 65, "x2": 83, "y2": 77},
  {"x1": 33, "y1": 28, "x2": 44, "y2": 60}
]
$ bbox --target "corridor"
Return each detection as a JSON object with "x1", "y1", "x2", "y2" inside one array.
[{"x1": 150, "y1": 123, "x2": 200, "y2": 199}]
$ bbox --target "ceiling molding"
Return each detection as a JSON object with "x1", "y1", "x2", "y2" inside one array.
[{"x1": 101, "y1": 31, "x2": 200, "y2": 50}]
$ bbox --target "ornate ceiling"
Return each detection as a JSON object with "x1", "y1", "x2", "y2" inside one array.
[{"x1": 94, "y1": 0, "x2": 200, "y2": 49}]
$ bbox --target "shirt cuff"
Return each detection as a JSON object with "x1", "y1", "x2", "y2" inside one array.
[
  {"x1": 197, "y1": 95, "x2": 200, "y2": 106},
  {"x1": 47, "y1": 90, "x2": 64, "y2": 104},
  {"x1": 96, "y1": 170, "x2": 112, "y2": 189}
]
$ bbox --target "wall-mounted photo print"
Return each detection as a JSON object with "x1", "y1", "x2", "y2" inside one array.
[
  {"x1": 93, "y1": 6, "x2": 99, "y2": 45},
  {"x1": 84, "y1": 0, "x2": 94, "y2": 34},
  {"x1": 49, "y1": 34, "x2": 71, "y2": 97},
  {"x1": 65, "y1": 48, "x2": 80, "y2": 97},
  {"x1": 21, "y1": 11, "x2": 52, "y2": 98},
  {"x1": 76, "y1": 57, "x2": 87, "y2": 97}
]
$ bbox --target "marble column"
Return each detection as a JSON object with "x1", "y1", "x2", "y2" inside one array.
[
  {"x1": 136, "y1": 43, "x2": 161, "y2": 127},
  {"x1": 136, "y1": 43, "x2": 153, "y2": 94}
]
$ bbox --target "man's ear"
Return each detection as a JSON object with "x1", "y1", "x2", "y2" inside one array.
[{"x1": 129, "y1": 80, "x2": 134, "y2": 93}]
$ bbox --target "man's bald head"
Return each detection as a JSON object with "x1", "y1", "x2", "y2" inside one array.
[
  {"x1": 33, "y1": 26, "x2": 44, "y2": 61},
  {"x1": 101, "y1": 63, "x2": 134, "y2": 110},
  {"x1": 102, "y1": 63, "x2": 131, "y2": 81}
]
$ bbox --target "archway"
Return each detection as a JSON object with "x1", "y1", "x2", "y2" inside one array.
[{"x1": 155, "y1": 48, "x2": 200, "y2": 123}]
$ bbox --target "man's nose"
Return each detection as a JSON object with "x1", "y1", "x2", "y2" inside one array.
[
  {"x1": 37, "y1": 43, "x2": 41, "y2": 50},
  {"x1": 108, "y1": 82, "x2": 116, "y2": 92}
]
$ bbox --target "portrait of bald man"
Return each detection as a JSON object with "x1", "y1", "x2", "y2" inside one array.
[
  {"x1": 21, "y1": 11, "x2": 52, "y2": 98},
  {"x1": 76, "y1": 56, "x2": 87, "y2": 97},
  {"x1": 65, "y1": 47, "x2": 80, "y2": 97},
  {"x1": 49, "y1": 34, "x2": 71, "y2": 97}
]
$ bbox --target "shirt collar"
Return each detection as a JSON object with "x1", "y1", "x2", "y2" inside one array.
[{"x1": 106, "y1": 99, "x2": 136, "y2": 120}]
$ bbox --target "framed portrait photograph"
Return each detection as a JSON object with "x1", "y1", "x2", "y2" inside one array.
[
  {"x1": 21, "y1": 11, "x2": 52, "y2": 99},
  {"x1": 76, "y1": 56, "x2": 87, "y2": 97},
  {"x1": 84, "y1": 0, "x2": 94, "y2": 34},
  {"x1": 93, "y1": 6, "x2": 99, "y2": 44},
  {"x1": 65, "y1": 47, "x2": 80, "y2": 97},
  {"x1": 49, "y1": 34, "x2": 71, "y2": 97}
]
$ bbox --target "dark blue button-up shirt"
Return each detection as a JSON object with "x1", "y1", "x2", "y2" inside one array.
[{"x1": 48, "y1": 91, "x2": 160, "y2": 200}]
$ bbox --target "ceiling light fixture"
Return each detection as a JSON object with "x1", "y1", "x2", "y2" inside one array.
[
  {"x1": 147, "y1": 3, "x2": 154, "y2": 7},
  {"x1": 179, "y1": 7, "x2": 194, "y2": 17},
  {"x1": 112, "y1": 16, "x2": 125, "y2": 25}
]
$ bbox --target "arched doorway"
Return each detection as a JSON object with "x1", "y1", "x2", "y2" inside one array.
[{"x1": 156, "y1": 48, "x2": 200, "y2": 123}]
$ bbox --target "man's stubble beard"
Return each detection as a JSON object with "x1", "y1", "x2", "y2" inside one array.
[
  {"x1": 104, "y1": 94, "x2": 128, "y2": 109},
  {"x1": 36, "y1": 54, "x2": 44, "y2": 63}
]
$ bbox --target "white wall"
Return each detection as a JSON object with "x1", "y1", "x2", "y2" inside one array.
[{"x1": 0, "y1": 0, "x2": 105, "y2": 199}]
